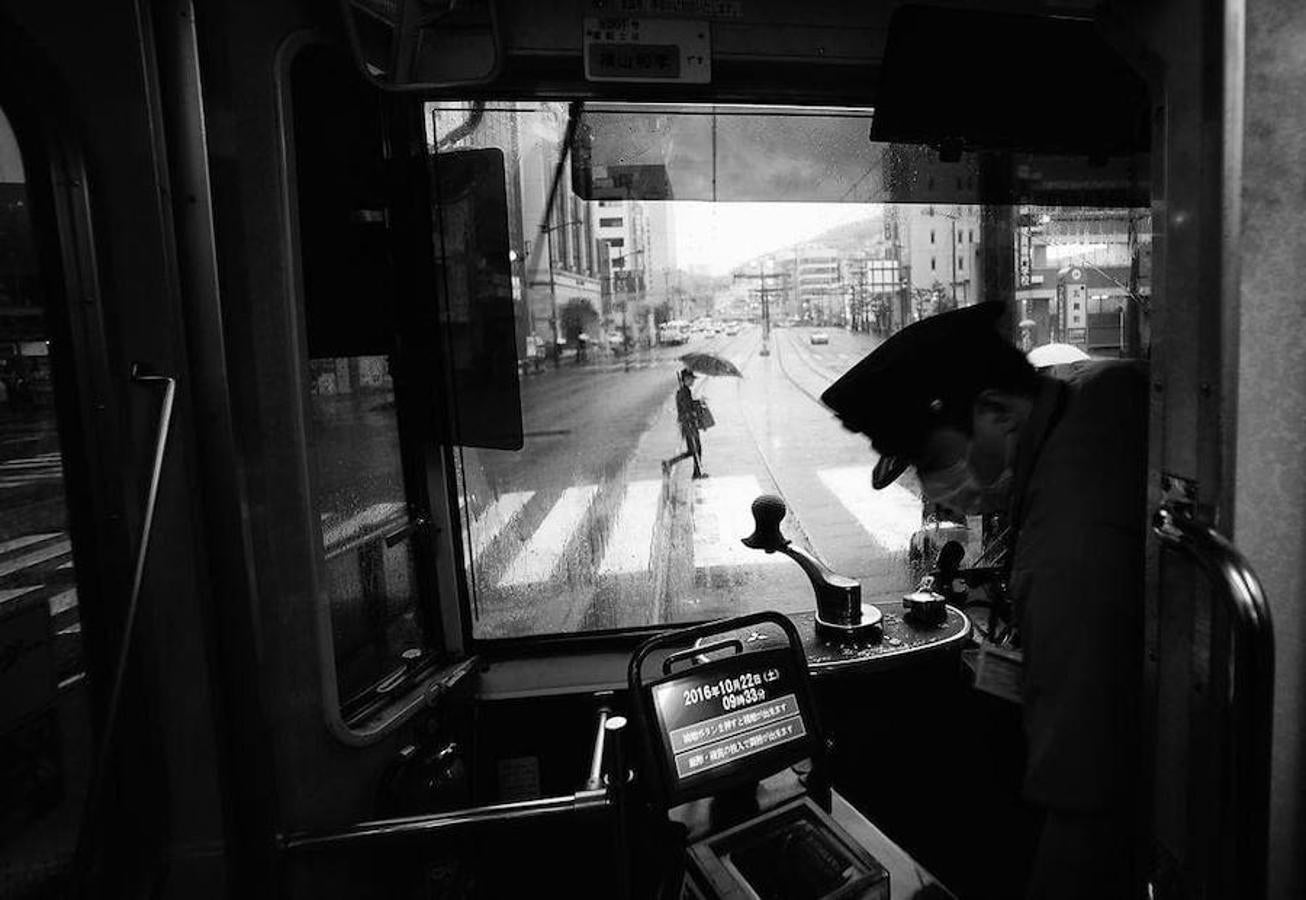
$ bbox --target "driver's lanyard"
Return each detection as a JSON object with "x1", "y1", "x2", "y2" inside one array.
[{"x1": 1004, "y1": 378, "x2": 1070, "y2": 576}]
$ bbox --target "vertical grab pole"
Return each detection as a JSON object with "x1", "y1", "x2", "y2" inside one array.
[
  {"x1": 604, "y1": 714, "x2": 631, "y2": 900},
  {"x1": 1153, "y1": 506, "x2": 1275, "y2": 899},
  {"x1": 586, "y1": 692, "x2": 614, "y2": 791},
  {"x1": 70, "y1": 366, "x2": 177, "y2": 891}
]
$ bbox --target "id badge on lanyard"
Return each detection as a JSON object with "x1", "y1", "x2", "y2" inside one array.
[{"x1": 974, "y1": 643, "x2": 1024, "y2": 704}]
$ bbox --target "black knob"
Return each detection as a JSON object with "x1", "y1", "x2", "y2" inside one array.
[
  {"x1": 742, "y1": 494, "x2": 790, "y2": 551},
  {"x1": 936, "y1": 540, "x2": 966, "y2": 578}
]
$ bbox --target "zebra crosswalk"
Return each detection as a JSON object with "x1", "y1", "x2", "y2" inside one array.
[
  {"x1": 460, "y1": 466, "x2": 923, "y2": 591},
  {"x1": 0, "y1": 530, "x2": 81, "y2": 685},
  {"x1": 498, "y1": 485, "x2": 599, "y2": 586},
  {"x1": 596, "y1": 480, "x2": 661, "y2": 575},
  {"x1": 0, "y1": 451, "x2": 64, "y2": 491},
  {"x1": 691, "y1": 476, "x2": 789, "y2": 569}
]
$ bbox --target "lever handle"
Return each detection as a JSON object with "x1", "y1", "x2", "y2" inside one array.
[
  {"x1": 741, "y1": 494, "x2": 869, "y2": 632},
  {"x1": 742, "y1": 494, "x2": 791, "y2": 551}
]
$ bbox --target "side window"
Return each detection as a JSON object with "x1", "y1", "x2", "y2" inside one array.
[
  {"x1": 0, "y1": 105, "x2": 90, "y2": 891},
  {"x1": 290, "y1": 46, "x2": 441, "y2": 733}
]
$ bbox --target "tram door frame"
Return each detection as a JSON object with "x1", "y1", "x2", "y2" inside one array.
[
  {"x1": 1117, "y1": 0, "x2": 1287, "y2": 896},
  {"x1": 0, "y1": 1, "x2": 280, "y2": 895}
]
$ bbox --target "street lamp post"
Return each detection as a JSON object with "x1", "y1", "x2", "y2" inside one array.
[{"x1": 529, "y1": 218, "x2": 587, "y2": 369}]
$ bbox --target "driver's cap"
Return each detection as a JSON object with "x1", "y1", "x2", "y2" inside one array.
[
  {"x1": 872, "y1": 455, "x2": 911, "y2": 490},
  {"x1": 820, "y1": 302, "x2": 1009, "y2": 489}
]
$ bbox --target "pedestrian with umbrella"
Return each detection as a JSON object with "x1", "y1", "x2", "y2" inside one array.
[
  {"x1": 679, "y1": 351, "x2": 743, "y2": 378},
  {"x1": 660, "y1": 352, "x2": 740, "y2": 480},
  {"x1": 662, "y1": 368, "x2": 708, "y2": 479}
]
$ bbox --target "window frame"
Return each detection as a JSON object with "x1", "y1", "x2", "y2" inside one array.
[
  {"x1": 402, "y1": 95, "x2": 1154, "y2": 661},
  {"x1": 279, "y1": 37, "x2": 471, "y2": 745}
]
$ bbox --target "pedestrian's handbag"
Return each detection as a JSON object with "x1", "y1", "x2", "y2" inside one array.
[{"x1": 694, "y1": 398, "x2": 715, "y2": 430}]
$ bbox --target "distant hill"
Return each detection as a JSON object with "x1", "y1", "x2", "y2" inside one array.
[
  {"x1": 735, "y1": 211, "x2": 886, "y2": 271},
  {"x1": 804, "y1": 214, "x2": 886, "y2": 250}
]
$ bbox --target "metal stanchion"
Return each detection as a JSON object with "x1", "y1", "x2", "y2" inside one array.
[{"x1": 604, "y1": 715, "x2": 631, "y2": 900}]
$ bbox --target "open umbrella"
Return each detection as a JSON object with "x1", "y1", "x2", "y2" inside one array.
[
  {"x1": 1027, "y1": 342, "x2": 1091, "y2": 368},
  {"x1": 679, "y1": 352, "x2": 743, "y2": 377}
]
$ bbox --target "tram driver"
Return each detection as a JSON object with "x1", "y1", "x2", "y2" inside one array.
[{"x1": 821, "y1": 302, "x2": 1148, "y2": 899}]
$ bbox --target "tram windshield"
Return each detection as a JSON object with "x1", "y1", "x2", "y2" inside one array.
[{"x1": 416, "y1": 101, "x2": 1150, "y2": 640}]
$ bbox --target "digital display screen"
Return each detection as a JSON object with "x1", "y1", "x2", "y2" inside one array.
[{"x1": 651, "y1": 649, "x2": 810, "y2": 792}]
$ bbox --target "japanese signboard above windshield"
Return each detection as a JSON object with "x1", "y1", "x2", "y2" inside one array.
[{"x1": 583, "y1": 17, "x2": 711, "y2": 83}]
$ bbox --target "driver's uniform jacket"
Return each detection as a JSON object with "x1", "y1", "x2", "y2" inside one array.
[{"x1": 1007, "y1": 359, "x2": 1148, "y2": 813}]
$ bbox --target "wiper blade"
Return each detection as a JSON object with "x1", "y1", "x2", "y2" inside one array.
[{"x1": 524, "y1": 101, "x2": 585, "y2": 280}]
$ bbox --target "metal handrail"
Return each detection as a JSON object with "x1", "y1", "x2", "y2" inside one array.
[
  {"x1": 282, "y1": 704, "x2": 623, "y2": 857},
  {"x1": 282, "y1": 789, "x2": 610, "y2": 853},
  {"x1": 71, "y1": 367, "x2": 177, "y2": 889},
  {"x1": 1152, "y1": 505, "x2": 1275, "y2": 899}
]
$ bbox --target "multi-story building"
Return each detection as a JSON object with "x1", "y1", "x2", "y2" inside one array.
[
  {"x1": 884, "y1": 202, "x2": 983, "y2": 319},
  {"x1": 593, "y1": 198, "x2": 648, "y2": 339},
  {"x1": 518, "y1": 113, "x2": 602, "y2": 354},
  {"x1": 864, "y1": 258, "x2": 904, "y2": 333},
  {"x1": 429, "y1": 101, "x2": 610, "y2": 359},
  {"x1": 879, "y1": 145, "x2": 985, "y2": 328},
  {"x1": 1015, "y1": 207, "x2": 1151, "y2": 353},
  {"x1": 795, "y1": 246, "x2": 842, "y2": 324}
]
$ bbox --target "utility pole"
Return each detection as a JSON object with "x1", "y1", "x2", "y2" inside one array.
[
  {"x1": 852, "y1": 264, "x2": 868, "y2": 332},
  {"x1": 733, "y1": 265, "x2": 790, "y2": 357},
  {"x1": 1124, "y1": 210, "x2": 1141, "y2": 357},
  {"x1": 941, "y1": 207, "x2": 962, "y2": 308}
]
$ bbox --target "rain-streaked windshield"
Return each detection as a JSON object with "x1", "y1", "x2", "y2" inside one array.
[{"x1": 425, "y1": 101, "x2": 1150, "y2": 639}]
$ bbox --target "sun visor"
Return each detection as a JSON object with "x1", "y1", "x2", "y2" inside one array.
[{"x1": 870, "y1": 6, "x2": 1151, "y2": 160}]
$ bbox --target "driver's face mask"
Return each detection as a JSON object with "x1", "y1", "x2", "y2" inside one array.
[{"x1": 919, "y1": 444, "x2": 1014, "y2": 517}]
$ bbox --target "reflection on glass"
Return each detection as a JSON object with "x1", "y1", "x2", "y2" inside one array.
[
  {"x1": 306, "y1": 356, "x2": 427, "y2": 713},
  {"x1": 0, "y1": 106, "x2": 89, "y2": 893},
  {"x1": 428, "y1": 102, "x2": 1151, "y2": 640}
]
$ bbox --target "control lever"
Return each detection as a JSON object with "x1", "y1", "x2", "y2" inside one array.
[
  {"x1": 742, "y1": 495, "x2": 882, "y2": 637},
  {"x1": 918, "y1": 539, "x2": 1012, "y2": 639},
  {"x1": 903, "y1": 540, "x2": 963, "y2": 627}
]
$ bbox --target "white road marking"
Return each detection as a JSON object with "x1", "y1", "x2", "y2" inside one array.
[
  {"x1": 818, "y1": 465, "x2": 921, "y2": 552},
  {"x1": 597, "y1": 480, "x2": 661, "y2": 575},
  {"x1": 0, "y1": 532, "x2": 60, "y2": 556},
  {"x1": 0, "y1": 453, "x2": 63, "y2": 490},
  {"x1": 497, "y1": 485, "x2": 599, "y2": 586},
  {"x1": 693, "y1": 475, "x2": 787, "y2": 568},
  {"x1": 465, "y1": 491, "x2": 534, "y2": 561},
  {"x1": 0, "y1": 586, "x2": 41, "y2": 604},
  {"x1": 48, "y1": 589, "x2": 78, "y2": 617},
  {"x1": 0, "y1": 539, "x2": 72, "y2": 578},
  {"x1": 321, "y1": 501, "x2": 406, "y2": 548}
]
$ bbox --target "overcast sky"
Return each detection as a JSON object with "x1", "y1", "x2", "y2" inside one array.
[{"x1": 671, "y1": 203, "x2": 879, "y2": 275}]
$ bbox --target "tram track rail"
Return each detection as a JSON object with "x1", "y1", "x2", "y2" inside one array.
[{"x1": 728, "y1": 329, "x2": 836, "y2": 568}]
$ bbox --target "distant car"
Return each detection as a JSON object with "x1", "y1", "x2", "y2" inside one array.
[{"x1": 809, "y1": 331, "x2": 830, "y2": 345}]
